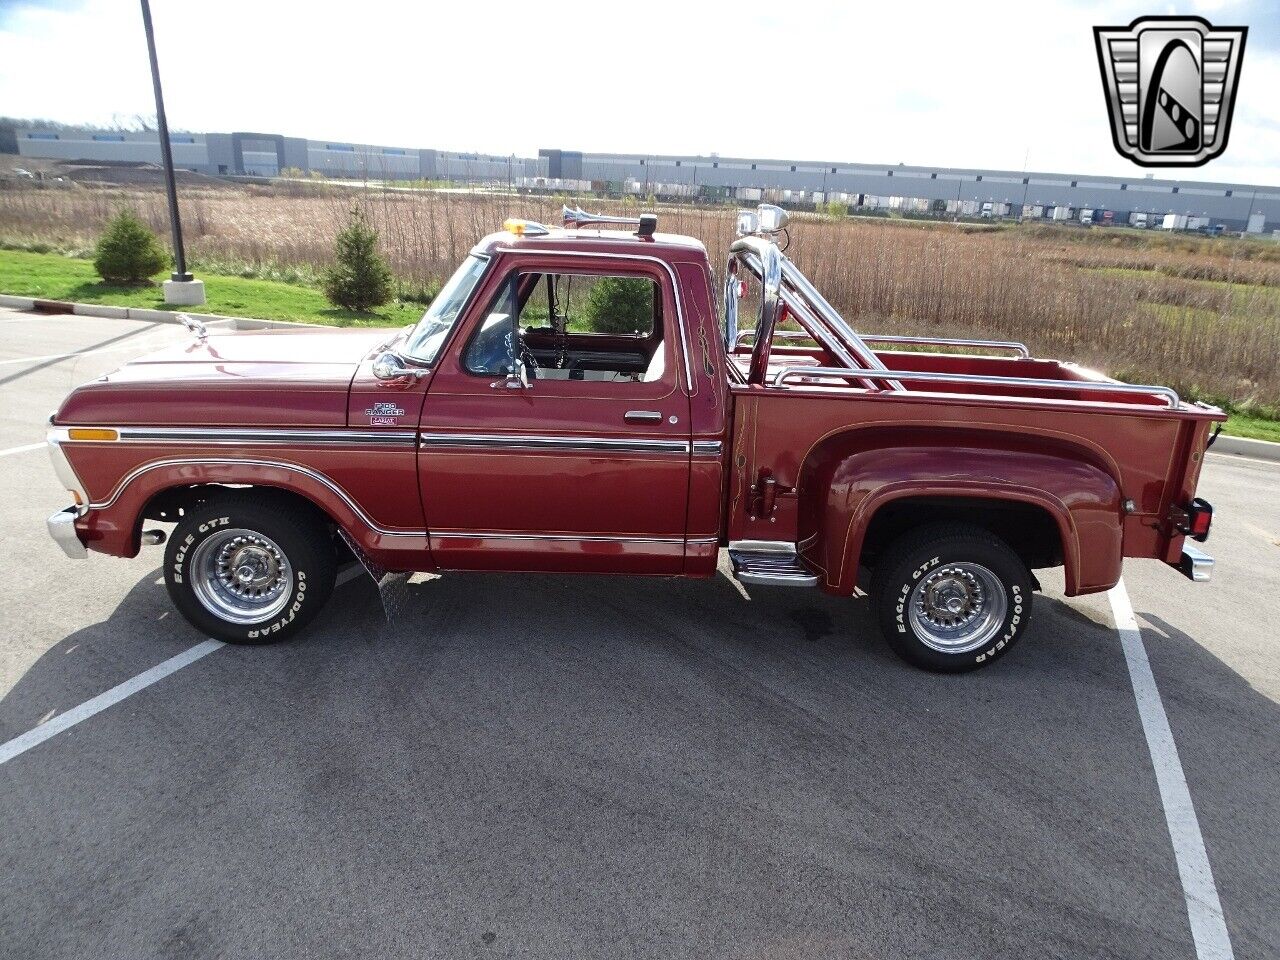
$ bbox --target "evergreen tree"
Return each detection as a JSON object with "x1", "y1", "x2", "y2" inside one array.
[
  {"x1": 583, "y1": 276, "x2": 654, "y2": 334},
  {"x1": 93, "y1": 209, "x2": 168, "y2": 283},
  {"x1": 322, "y1": 207, "x2": 393, "y2": 311}
]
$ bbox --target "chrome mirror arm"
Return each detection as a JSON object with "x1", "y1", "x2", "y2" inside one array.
[{"x1": 372, "y1": 351, "x2": 428, "y2": 381}]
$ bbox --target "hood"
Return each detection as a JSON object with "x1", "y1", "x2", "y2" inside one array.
[{"x1": 55, "y1": 327, "x2": 397, "y2": 427}]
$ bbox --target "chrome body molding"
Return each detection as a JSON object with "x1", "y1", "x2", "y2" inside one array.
[
  {"x1": 727, "y1": 539, "x2": 797, "y2": 554},
  {"x1": 433, "y1": 530, "x2": 687, "y2": 544},
  {"x1": 419, "y1": 433, "x2": 690, "y2": 455},
  {"x1": 85, "y1": 457, "x2": 428, "y2": 538},
  {"x1": 76, "y1": 454, "x2": 720, "y2": 549},
  {"x1": 434, "y1": 531, "x2": 720, "y2": 545},
  {"x1": 50, "y1": 426, "x2": 418, "y2": 447},
  {"x1": 47, "y1": 506, "x2": 87, "y2": 559},
  {"x1": 692, "y1": 440, "x2": 723, "y2": 457}
]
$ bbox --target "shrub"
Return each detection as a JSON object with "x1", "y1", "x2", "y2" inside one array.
[
  {"x1": 93, "y1": 209, "x2": 168, "y2": 283},
  {"x1": 322, "y1": 207, "x2": 393, "y2": 311},
  {"x1": 583, "y1": 276, "x2": 654, "y2": 334},
  {"x1": 825, "y1": 200, "x2": 849, "y2": 218}
]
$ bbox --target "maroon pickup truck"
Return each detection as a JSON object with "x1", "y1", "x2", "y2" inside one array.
[{"x1": 46, "y1": 205, "x2": 1223, "y2": 671}]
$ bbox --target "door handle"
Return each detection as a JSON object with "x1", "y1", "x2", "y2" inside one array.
[{"x1": 624, "y1": 410, "x2": 662, "y2": 424}]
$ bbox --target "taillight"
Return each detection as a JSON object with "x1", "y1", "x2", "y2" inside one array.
[{"x1": 1172, "y1": 497, "x2": 1213, "y2": 542}]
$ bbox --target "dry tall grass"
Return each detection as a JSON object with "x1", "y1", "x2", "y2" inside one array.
[{"x1": 1, "y1": 180, "x2": 1277, "y2": 407}]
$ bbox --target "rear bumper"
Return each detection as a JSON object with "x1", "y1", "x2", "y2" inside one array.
[
  {"x1": 47, "y1": 507, "x2": 87, "y2": 559},
  {"x1": 1177, "y1": 544, "x2": 1213, "y2": 582}
]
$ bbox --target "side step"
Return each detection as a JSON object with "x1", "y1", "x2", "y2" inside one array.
[{"x1": 728, "y1": 541, "x2": 819, "y2": 588}]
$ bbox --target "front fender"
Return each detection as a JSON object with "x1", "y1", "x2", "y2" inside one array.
[
  {"x1": 74, "y1": 458, "x2": 429, "y2": 566},
  {"x1": 798, "y1": 436, "x2": 1123, "y2": 596}
]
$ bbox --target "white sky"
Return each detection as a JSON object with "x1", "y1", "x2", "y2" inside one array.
[{"x1": 1, "y1": 0, "x2": 1277, "y2": 185}]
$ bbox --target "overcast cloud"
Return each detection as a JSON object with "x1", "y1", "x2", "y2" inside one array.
[{"x1": 1, "y1": 0, "x2": 1276, "y2": 185}]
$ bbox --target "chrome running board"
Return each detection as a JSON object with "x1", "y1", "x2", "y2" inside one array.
[{"x1": 728, "y1": 541, "x2": 819, "y2": 588}]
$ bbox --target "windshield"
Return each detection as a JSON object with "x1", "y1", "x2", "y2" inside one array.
[{"x1": 403, "y1": 254, "x2": 490, "y2": 363}]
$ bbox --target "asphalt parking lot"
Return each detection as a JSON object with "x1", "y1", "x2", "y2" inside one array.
[{"x1": 1, "y1": 308, "x2": 1276, "y2": 960}]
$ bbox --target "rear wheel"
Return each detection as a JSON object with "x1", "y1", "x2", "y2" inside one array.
[
  {"x1": 164, "y1": 494, "x2": 336, "y2": 644},
  {"x1": 872, "y1": 523, "x2": 1033, "y2": 672}
]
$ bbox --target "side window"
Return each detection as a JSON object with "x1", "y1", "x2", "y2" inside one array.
[
  {"x1": 465, "y1": 268, "x2": 669, "y2": 384},
  {"x1": 520, "y1": 272, "x2": 665, "y2": 383},
  {"x1": 463, "y1": 275, "x2": 518, "y2": 376},
  {"x1": 535, "y1": 274, "x2": 656, "y2": 338}
]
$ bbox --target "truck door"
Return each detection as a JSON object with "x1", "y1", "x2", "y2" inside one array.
[{"x1": 419, "y1": 253, "x2": 693, "y2": 574}]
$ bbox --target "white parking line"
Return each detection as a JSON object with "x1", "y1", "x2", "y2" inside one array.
[
  {"x1": 1108, "y1": 581, "x2": 1235, "y2": 960},
  {"x1": 0, "y1": 442, "x2": 44, "y2": 457},
  {"x1": 0, "y1": 639, "x2": 224, "y2": 766}
]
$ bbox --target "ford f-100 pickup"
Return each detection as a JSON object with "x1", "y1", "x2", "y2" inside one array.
[{"x1": 45, "y1": 205, "x2": 1223, "y2": 671}]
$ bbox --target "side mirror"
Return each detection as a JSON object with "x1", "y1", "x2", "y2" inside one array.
[{"x1": 372, "y1": 351, "x2": 425, "y2": 381}]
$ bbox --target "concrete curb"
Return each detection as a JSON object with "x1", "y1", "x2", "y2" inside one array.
[
  {"x1": 1211, "y1": 434, "x2": 1280, "y2": 463},
  {"x1": 0, "y1": 293, "x2": 322, "y2": 329}
]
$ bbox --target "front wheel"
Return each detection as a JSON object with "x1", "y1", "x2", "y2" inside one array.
[
  {"x1": 164, "y1": 494, "x2": 336, "y2": 644},
  {"x1": 872, "y1": 523, "x2": 1033, "y2": 672}
]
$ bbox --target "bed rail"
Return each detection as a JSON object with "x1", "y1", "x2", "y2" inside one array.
[
  {"x1": 770, "y1": 366, "x2": 1181, "y2": 409},
  {"x1": 736, "y1": 330, "x2": 1030, "y2": 358}
]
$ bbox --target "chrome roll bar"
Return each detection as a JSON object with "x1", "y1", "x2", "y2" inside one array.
[
  {"x1": 770, "y1": 366, "x2": 1182, "y2": 409},
  {"x1": 733, "y1": 330, "x2": 1031, "y2": 358},
  {"x1": 859, "y1": 335, "x2": 1031, "y2": 358},
  {"x1": 729, "y1": 235, "x2": 901, "y2": 389}
]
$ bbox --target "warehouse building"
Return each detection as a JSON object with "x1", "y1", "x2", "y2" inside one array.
[{"x1": 11, "y1": 126, "x2": 1279, "y2": 232}]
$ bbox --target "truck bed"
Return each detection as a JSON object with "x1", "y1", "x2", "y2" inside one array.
[{"x1": 725, "y1": 346, "x2": 1223, "y2": 594}]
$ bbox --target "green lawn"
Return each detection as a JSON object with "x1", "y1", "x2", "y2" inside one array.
[
  {"x1": 0, "y1": 249, "x2": 422, "y2": 327},
  {"x1": 1222, "y1": 411, "x2": 1280, "y2": 443}
]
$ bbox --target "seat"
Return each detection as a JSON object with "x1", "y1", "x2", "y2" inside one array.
[{"x1": 643, "y1": 342, "x2": 665, "y2": 383}]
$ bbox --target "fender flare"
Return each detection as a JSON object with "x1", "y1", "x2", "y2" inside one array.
[
  {"x1": 81, "y1": 457, "x2": 427, "y2": 558},
  {"x1": 839, "y1": 480, "x2": 1081, "y2": 592},
  {"x1": 797, "y1": 438, "x2": 1123, "y2": 597}
]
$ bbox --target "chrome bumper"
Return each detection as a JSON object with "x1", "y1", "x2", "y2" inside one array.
[
  {"x1": 47, "y1": 507, "x2": 87, "y2": 559},
  {"x1": 1177, "y1": 544, "x2": 1213, "y2": 583}
]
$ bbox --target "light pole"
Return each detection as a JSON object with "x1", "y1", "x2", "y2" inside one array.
[{"x1": 140, "y1": 0, "x2": 204, "y2": 304}]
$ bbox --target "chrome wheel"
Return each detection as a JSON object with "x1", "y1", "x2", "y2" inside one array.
[
  {"x1": 908, "y1": 562, "x2": 1008, "y2": 654},
  {"x1": 189, "y1": 528, "x2": 293, "y2": 625}
]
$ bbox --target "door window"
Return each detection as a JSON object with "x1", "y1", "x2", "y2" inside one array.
[{"x1": 463, "y1": 269, "x2": 667, "y2": 384}]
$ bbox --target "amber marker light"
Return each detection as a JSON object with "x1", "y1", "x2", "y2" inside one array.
[
  {"x1": 502, "y1": 218, "x2": 550, "y2": 237},
  {"x1": 66, "y1": 428, "x2": 119, "y2": 441}
]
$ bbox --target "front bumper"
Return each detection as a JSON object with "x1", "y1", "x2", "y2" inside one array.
[{"x1": 47, "y1": 507, "x2": 87, "y2": 559}]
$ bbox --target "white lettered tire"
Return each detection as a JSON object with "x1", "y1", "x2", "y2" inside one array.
[
  {"x1": 872, "y1": 523, "x2": 1033, "y2": 672},
  {"x1": 164, "y1": 493, "x2": 336, "y2": 644}
]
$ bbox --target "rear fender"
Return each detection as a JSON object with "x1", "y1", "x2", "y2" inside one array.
[{"x1": 797, "y1": 431, "x2": 1123, "y2": 596}]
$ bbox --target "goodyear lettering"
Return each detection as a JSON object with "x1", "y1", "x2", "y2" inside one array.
[
  {"x1": 246, "y1": 571, "x2": 306, "y2": 639},
  {"x1": 974, "y1": 584, "x2": 1025, "y2": 662}
]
